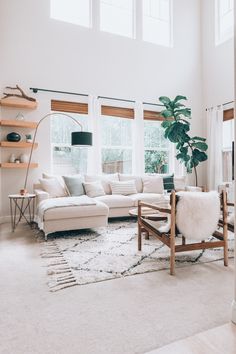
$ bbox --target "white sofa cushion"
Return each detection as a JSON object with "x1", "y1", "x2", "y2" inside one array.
[
  {"x1": 119, "y1": 174, "x2": 143, "y2": 193},
  {"x1": 174, "y1": 176, "x2": 187, "y2": 191},
  {"x1": 39, "y1": 178, "x2": 68, "y2": 198},
  {"x1": 142, "y1": 176, "x2": 164, "y2": 194},
  {"x1": 129, "y1": 193, "x2": 164, "y2": 206},
  {"x1": 42, "y1": 172, "x2": 66, "y2": 189},
  {"x1": 43, "y1": 200, "x2": 109, "y2": 221},
  {"x1": 83, "y1": 181, "x2": 106, "y2": 198},
  {"x1": 84, "y1": 173, "x2": 119, "y2": 194},
  {"x1": 110, "y1": 180, "x2": 137, "y2": 195},
  {"x1": 63, "y1": 175, "x2": 85, "y2": 196},
  {"x1": 95, "y1": 195, "x2": 134, "y2": 208}
]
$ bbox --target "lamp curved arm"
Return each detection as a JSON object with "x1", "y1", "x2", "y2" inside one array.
[{"x1": 23, "y1": 112, "x2": 83, "y2": 191}]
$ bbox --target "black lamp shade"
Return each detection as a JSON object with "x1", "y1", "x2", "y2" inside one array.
[{"x1": 71, "y1": 131, "x2": 92, "y2": 146}]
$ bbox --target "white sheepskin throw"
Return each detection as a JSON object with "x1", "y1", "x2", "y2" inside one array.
[{"x1": 176, "y1": 191, "x2": 220, "y2": 241}]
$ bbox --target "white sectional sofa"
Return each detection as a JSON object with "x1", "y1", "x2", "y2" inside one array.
[{"x1": 34, "y1": 173, "x2": 191, "y2": 240}]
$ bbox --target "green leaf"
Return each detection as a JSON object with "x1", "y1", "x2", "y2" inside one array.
[
  {"x1": 159, "y1": 96, "x2": 171, "y2": 106},
  {"x1": 161, "y1": 109, "x2": 173, "y2": 118},
  {"x1": 175, "y1": 108, "x2": 191, "y2": 117},
  {"x1": 174, "y1": 95, "x2": 187, "y2": 103},
  {"x1": 191, "y1": 142, "x2": 208, "y2": 151},
  {"x1": 161, "y1": 120, "x2": 172, "y2": 129},
  {"x1": 166, "y1": 122, "x2": 190, "y2": 143},
  {"x1": 191, "y1": 136, "x2": 206, "y2": 142},
  {"x1": 192, "y1": 149, "x2": 208, "y2": 162},
  {"x1": 180, "y1": 146, "x2": 188, "y2": 154}
]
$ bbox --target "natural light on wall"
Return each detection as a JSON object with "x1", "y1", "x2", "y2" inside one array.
[
  {"x1": 143, "y1": 0, "x2": 172, "y2": 47},
  {"x1": 50, "y1": 0, "x2": 91, "y2": 27},
  {"x1": 215, "y1": 0, "x2": 234, "y2": 45},
  {"x1": 100, "y1": 0, "x2": 134, "y2": 38}
]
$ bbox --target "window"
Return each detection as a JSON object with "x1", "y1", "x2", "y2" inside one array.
[
  {"x1": 100, "y1": 0, "x2": 134, "y2": 38},
  {"x1": 222, "y1": 109, "x2": 234, "y2": 182},
  {"x1": 216, "y1": 0, "x2": 234, "y2": 45},
  {"x1": 101, "y1": 105, "x2": 134, "y2": 174},
  {"x1": 50, "y1": 0, "x2": 91, "y2": 27},
  {"x1": 143, "y1": 0, "x2": 172, "y2": 47},
  {"x1": 51, "y1": 100, "x2": 89, "y2": 175},
  {"x1": 144, "y1": 110, "x2": 171, "y2": 173}
]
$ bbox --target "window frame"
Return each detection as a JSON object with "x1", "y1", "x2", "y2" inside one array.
[
  {"x1": 215, "y1": 0, "x2": 234, "y2": 45},
  {"x1": 142, "y1": 0, "x2": 173, "y2": 47},
  {"x1": 100, "y1": 0, "x2": 136, "y2": 39}
]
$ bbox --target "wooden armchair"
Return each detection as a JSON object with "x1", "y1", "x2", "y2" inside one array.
[{"x1": 138, "y1": 190, "x2": 228, "y2": 275}]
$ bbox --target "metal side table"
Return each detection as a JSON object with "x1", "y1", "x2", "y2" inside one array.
[{"x1": 9, "y1": 194, "x2": 36, "y2": 232}]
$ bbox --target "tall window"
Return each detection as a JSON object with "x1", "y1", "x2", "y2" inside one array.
[
  {"x1": 50, "y1": 0, "x2": 91, "y2": 27},
  {"x1": 143, "y1": 0, "x2": 172, "y2": 47},
  {"x1": 222, "y1": 108, "x2": 234, "y2": 182},
  {"x1": 100, "y1": 0, "x2": 134, "y2": 38},
  {"x1": 51, "y1": 100, "x2": 89, "y2": 175},
  {"x1": 101, "y1": 105, "x2": 134, "y2": 174},
  {"x1": 144, "y1": 110, "x2": 171, "y2": 173},
  {"x1": 215, "y1": 0, "x2": 234, "y2": 45}
]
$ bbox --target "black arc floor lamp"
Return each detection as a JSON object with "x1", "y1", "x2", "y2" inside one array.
[{"x1": 21, "y1": 112, "x2": 92, "y2": 195}]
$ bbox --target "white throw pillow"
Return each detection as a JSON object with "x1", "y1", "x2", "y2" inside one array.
[
  {"x1": 42, "y1": 172, "x2": 66, "y2": 189},
  {"x1": 39, "y1": 178, "x2": 68, "y2": 198},
  {"x1": 84, "y1": 174, "x2": 119, "y2": 194},
  {"x1": 142, "y1": 176, "x2": 164, "y2": 194},
  {"x1": 83, "y1": 181, "x2": 106, "y2": 198},
  {"x1": 119, "y1": 174, "x2": 143, "y2": 193},
  {"x1": 110, "y1": 180, "x2": 137, "y2": 195},
  {"x1": 174, "y1": 176, "x2": 187, "y2": 191}
]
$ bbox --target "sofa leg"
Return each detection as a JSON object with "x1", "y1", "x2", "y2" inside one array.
[{"x1": 44, "y1": 233, "x2": 48, "y2": 241}]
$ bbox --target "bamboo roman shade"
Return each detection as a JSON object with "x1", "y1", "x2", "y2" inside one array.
[
  {"x1": 143, "y1": 110, "x2": 164, "y2": 121},
  {"x1": 101, "y1": 105, "x2": 134, "y2": 119},
  {"x1": 51, "y1": 100, "x2": 88, "y2": 114},
  {"x1": 223, "y1": 108, "x2": 234, "y2": 121}
]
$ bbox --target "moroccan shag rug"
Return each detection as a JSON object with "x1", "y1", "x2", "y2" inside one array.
[{"x1": 39, "y1": 218, "x2": 234, "y2": 292}]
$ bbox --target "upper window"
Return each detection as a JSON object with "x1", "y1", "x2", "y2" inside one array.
[
  {"x1": 143, "y1": 0, "x2": 172, "y2": 47},
  {"x1": 101, "y1": 105, "x2": 134, "y2": 174},
  {"x1": 216, "y1": 0, "x2": 234, "y2": 45},
  {"x1": 51, "y1": 100, "x2": 89, "y2": 175},
  {"x1": 100, "y1": 0, "x2": 134, "y2": 38},
  {"x1": 144, "y1": 110, "x2": 171, "y2": 173},
  {"x1": 50, "y1": 0, "x2": 91, "y2": 27}
]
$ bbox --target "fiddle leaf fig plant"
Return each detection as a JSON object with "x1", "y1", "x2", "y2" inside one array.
[{"x1": 159, "y1": 95, "x2": 208, "y2": 186}]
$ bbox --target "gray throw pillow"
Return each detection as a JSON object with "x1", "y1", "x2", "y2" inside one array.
[{"x1": 63, "y1": 175, "x2": 85, "y2": 196}]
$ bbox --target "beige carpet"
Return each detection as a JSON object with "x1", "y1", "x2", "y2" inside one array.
[
  {"x1": 0, "y1": 222, "x2": 234, "y2": 354},
  {"x1": 39, "y1": 219, "x2": 234, "y2": 292}
]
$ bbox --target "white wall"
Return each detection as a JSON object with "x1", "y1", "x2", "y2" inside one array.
[
  {"x1": 0, "y1": 0, "x2": 204, "y2": 219},
  {"x1": 201, "y1": 0, "x2": 234, "y2": 108}
]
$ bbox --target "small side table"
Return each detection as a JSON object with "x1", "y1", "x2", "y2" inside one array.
[{"x1": 9, "y1": 194, "x2": 36, "y2": 232}]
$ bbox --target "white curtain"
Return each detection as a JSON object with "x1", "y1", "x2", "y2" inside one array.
[{"x1": 206, "y1": 106, "x2": 223, "y2": 190}]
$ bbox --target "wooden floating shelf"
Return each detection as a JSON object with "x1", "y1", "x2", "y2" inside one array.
[
  {"x1": 0, "y1": 119, "x2": 37, "y2": 129},
  {"x1": 0, "y1": 97, "x2": 37, "y2": 109},
  {"x1": 0, "y1": 141, "x2": 38, "y2": 149},
  {"x1": 0, "y1": 163, "x2": 38, "y2": 169}
]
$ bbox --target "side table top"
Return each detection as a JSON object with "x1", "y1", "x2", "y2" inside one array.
[{"x1": 8, "y1": 193, "x2": 36, "y2": 199}]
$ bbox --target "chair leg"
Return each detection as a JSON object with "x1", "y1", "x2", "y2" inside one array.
[
  {"x1": 170, "y1": 242, "x2": 175, "y2": 275},
  {"x1": 222, "y1": 190, "x2": 228, "y2": 267},
  {"x1": 138, "y1": 222, "x2": 142, "y2": 251}
]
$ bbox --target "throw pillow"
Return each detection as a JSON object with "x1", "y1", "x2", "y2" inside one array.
[
  {"x1": 163, "y1": 174, "x2": 175, "y2": 192},
  {"x1": 142, "y1": 176, "x2": 164, "y2": 194},
  {"x1": 39, "y1": 178, "x2": 68, "y2": 198},
  {"x1": 83, "y1": 181, "x2": 106, "y2": 198},
  {"x1": 63, "y1": 175, "x2": 85, "y2": 196},
  {"x1": 84, "y1": 173, "x2": 119, "y2": 194},
  {"x1": 119, "y1": 174, "x2": 143, "y2": 193},
  {"x1": 42, "y1": 172, "x2": 66, "y2": 188},
  {"x1": 110, "y1": 180, "x2": 137, "y2": 195},
  {"x1": 174, "y1": 176, "x2": 187, "y2": 191}
]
